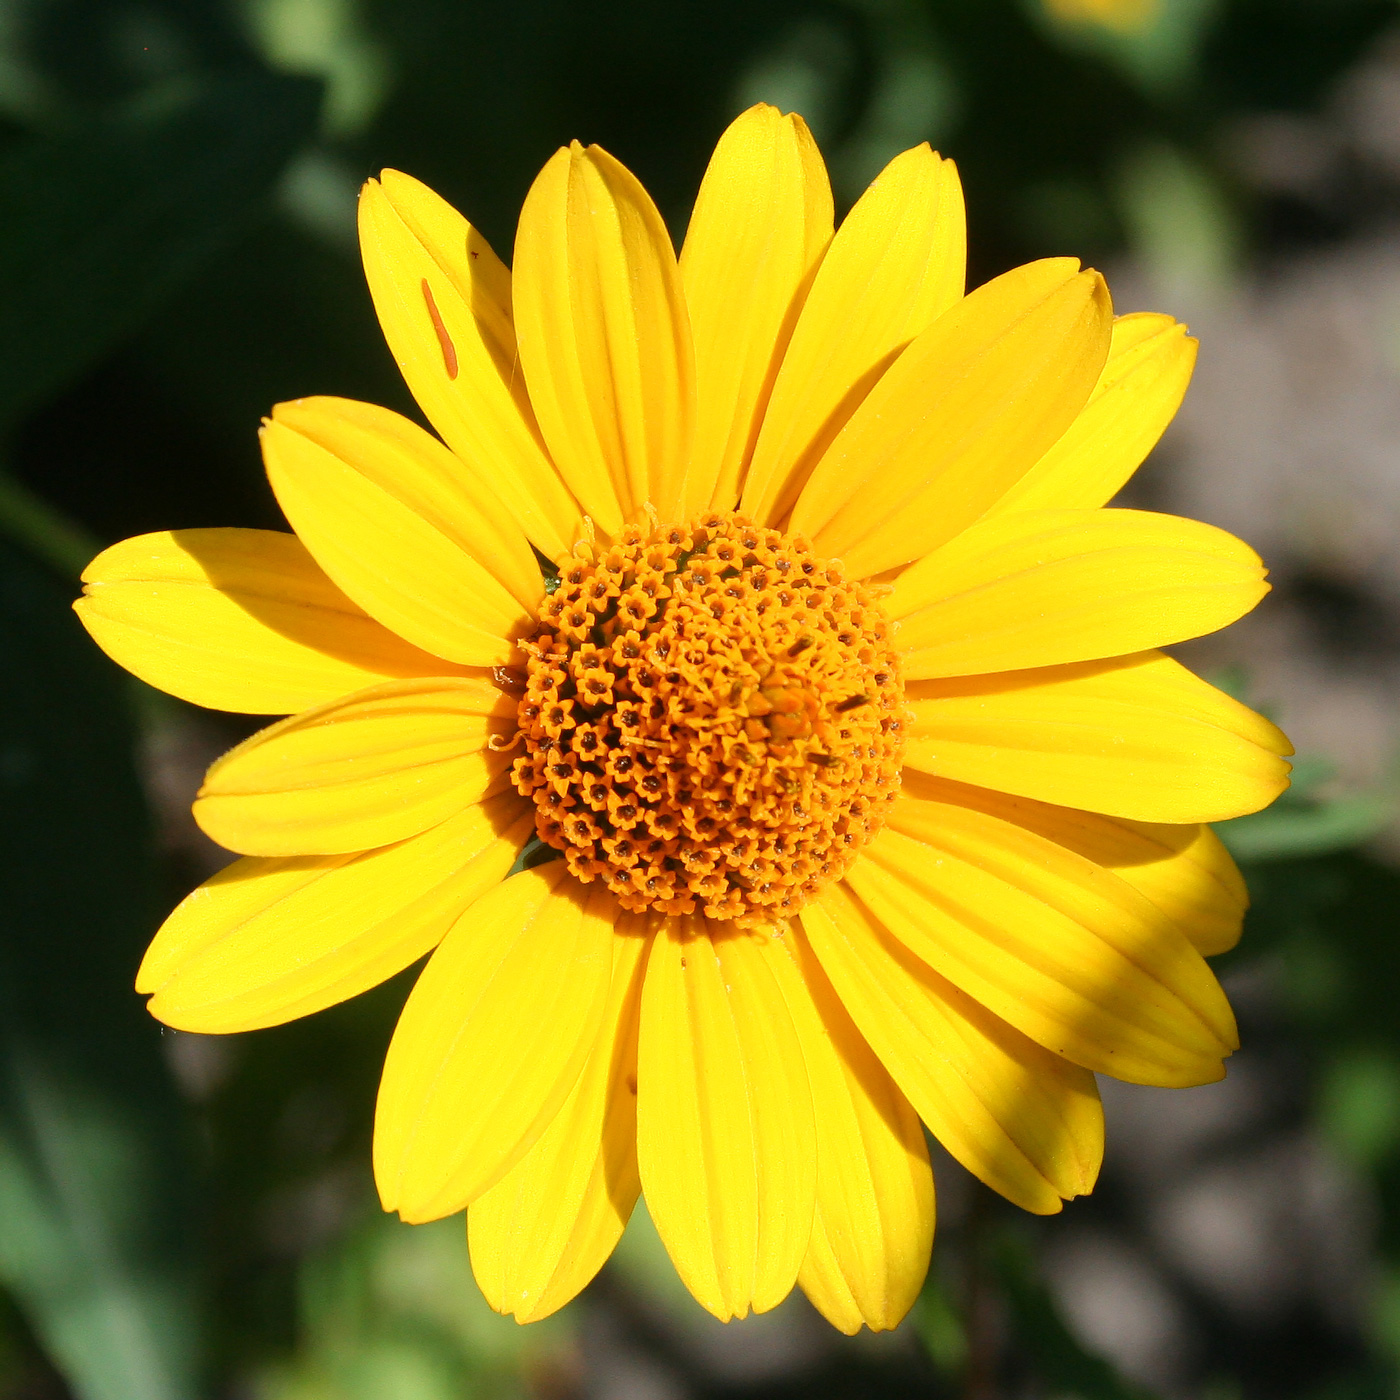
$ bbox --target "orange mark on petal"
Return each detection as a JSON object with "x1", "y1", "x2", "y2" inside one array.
[{"x1": 420, "y1": 278, "x2": 459, "y2": 380}]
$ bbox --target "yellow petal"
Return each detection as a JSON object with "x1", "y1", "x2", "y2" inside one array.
[
  {"x1": 513, "y1": 142, "x2": 696, "y2": 531},
  {"x1": 262, "y1": 396, "x2": 537, "y2": 666},
  {"x1": 140, "y1": 795, "x2": 531, "y2": 1032},
  {"x1": 888, "y1": 508, "x2": 1269, "y2": 679},
  {"x1": 636, "y1": 920, "x2": 816, "y2": 1321},
  {"x1": 789, "y1": 260, "x2": 1113, "y2": 579},
  {"x1": 740, "y1": 144, "x2": 965, "y2": 526},
  {"x1": 905, "y1": 651, "x2": 1292, "y2": 824},
  {"x1": 990, "y1": 312, "x2": 1198, "y2": 516},
  {"x1": 358, "y1": 171, "x2": 580, "y2": 560},
  {"x1": 1115, "y1": 822, "x2": 1247, "y2": 957},
  {"x1": 375, "y1": 867, "x2": 616, "y2": 1222},
  {"x1": 75, "y1": 528, "x2": 464, "y2": 714},
  {"x1": 193, "y1": 677, "x2": 514, "y2": 856},
  {"x1": 857, "y1": 792, "x2": 1237, "y2": 1085},
  {"x1": 799, "y1": 888, "x2": 1102, "y2": 1215},
  {"x1": 768, "y1": 934, "x2": 932, "y2": 1334},
  {"x1": 904, "y1": 774, "x2": 1247, "y2": 957},
  {"x1": 469, "y1": 920, "x2": 649, "y2": 1322},
  {"x1": 678, "y1": 104, "x2": 833, "y2": 514}
]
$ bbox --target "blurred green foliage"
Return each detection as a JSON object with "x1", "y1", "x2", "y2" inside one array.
[{"x1": 1, "y1": 0, "x2": 1399, "y2": 1397}]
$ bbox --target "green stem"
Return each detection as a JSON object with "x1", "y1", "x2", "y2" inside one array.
[
  {"x1": 0, "y1": 470, "x2": 99, "y2": 578},
  {"x1": 0, "y1": 469, "x2": 176, "y2": 724}
]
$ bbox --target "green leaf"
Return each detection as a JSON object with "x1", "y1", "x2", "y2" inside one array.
[
  {"x1": 0, "y1": 69, "x2": 321, "y2": 433},
  {"x1": 0, "y1": 538, "x2": 201, "y2": 1400},
  {"x1": 1219, "y1": 794, "x2": 1395, "y2": 863}
]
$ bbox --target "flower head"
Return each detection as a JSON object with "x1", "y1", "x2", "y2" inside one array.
[{"x1": 75, "y1": 104, "x2": 1290, "y2": 1332}]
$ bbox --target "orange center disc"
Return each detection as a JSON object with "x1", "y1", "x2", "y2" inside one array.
[{"x1": 510, "y1": 511, "x2": 906, "y2": 926}]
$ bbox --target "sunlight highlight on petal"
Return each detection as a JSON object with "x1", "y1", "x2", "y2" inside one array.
[
  {"x1": 76, "y1": 528, "x2": 463, "y2": 713},
  {"x1": 469, "y1": 921, "x2": 649, "y2": 1321},
  {"x1": 742, "y1": 144, "x2": 965, "y2": 526},
  {"x1": 790, "y1": 259, "x2": 1113, "y2": 578},
  {"x1": 889, "y1": 508, "x2": 1268, "y2": 678},
  {"x1": 800, "y1": 892, "x2": 1103, "y2": 1214},
  {"x1": 358, "y1": 171, "x2": 581, "y2": 560},
  {"x1": 679, "y1": 104, "x2": 832, "y2": 515},
  {"x1": 514, "y1": 142, "x2": 696, "y2": 530},
  {"x1": 262, "y1": 397, "x2": 538, "y2": 664},
  {"x1": 375, "y1": 867, "x2": 616, "y2": 1222},
  {"x1": 193, "y1": 676, "x2": 515, "y2": 856},
  {"x1": 637, "y1": 921, "x2": 816, "y2": 1320},
  {"x1": 141, "y1": 795, "x2": 531, "y2": 1031},
  {"x1": 905, "y1": 651, "x2": 1293, "y2": 823}
]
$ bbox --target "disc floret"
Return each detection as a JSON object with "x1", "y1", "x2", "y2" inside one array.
[{"x1": 509, "y1": 512, "x2": 906, "y2": 925}]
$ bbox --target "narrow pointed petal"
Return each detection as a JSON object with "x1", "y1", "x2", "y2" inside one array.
[
  {"x1": 768, "y1": 934, "x2": 933, "y2": 1334},
  {"x1": 800, "y1": 889, "x2": 1103, "y2": 1215},
  {"x1": 854, "y1": 793, "x2": 1237, "y2": 1085},
  {"x1": 888, "y1": 509, "x2": 1269, "y2": 679},
  {"x1": 358, "y1": 171, "x2": 580, "y2": 560},
  {"x1": 75, "y1": 528, "x2": 464, "y2": 714},
  {"x1": 905, "y1": 651, "x2": 1293, "y2": 824},
  {"x1": 262, "y1": 396, "x2": 537, "y2": 666},
  {"x1": 193, "y1": 677, "x2": 514, "y2": 856},
  {"x1": 989, "y1": 312, "x2": 1198, "y2": 516},
  {"x1": 679, "y1": 104, "x2": 833, "y2": 514},
  {"x1": 469, "y1": 921, "x2": 649, "y2": 1322},
  {"x1": 905, "y1": 774, "x2": 1248, "y2": 957},
  {"x1": 790, "y1": 260, "x2": 1113, "y2": 579},
  {"x1": 514, "y1": 143, "x2": 696, "y2": 530},
  {"x1": 375, "y1": 867, "x2": 616, "y2": 1222},
  {"x1": 637, "y1": 921, "x2": 816, "y2": 1321},
  {"x1": 139, "y1": 795, "x2": 531, "y2": 1032},
  {"x1": 741, "y1": 145, "x2": 965, "y2": 525}
]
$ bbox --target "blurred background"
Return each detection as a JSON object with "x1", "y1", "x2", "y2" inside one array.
[{"x1": 3, "y1": 0, "x2": 1400, "y2": 1396}]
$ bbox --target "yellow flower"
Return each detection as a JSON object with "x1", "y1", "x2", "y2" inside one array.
[
  {"x1": 1041, "y1": 0, "x2": 1159, "y2": 32},
  {"x1": 75, "y1": 105, "x2": 1290, "y2": 1332}
]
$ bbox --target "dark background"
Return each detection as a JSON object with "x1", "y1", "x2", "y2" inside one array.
[{"x1": 4, "y1": 1, "x2": 1400, "y2": 1397}]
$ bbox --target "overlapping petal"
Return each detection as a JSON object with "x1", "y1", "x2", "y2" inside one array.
[
  {"x1": 469, "y1": 920, "x2": 649, "y2": 1322},
  {"x1": 741, "y1": 143, "x2": 965, "y2": 525},
  {"x1": 789, "y1": 260, "x2": 1113, "y2": 579},
  {"x1": 358, "y1": 170, "x2": 580, "y2": 559},
  {"x1": 858, "y1": 785, "x2": 1237, "y2": 1085},
  {"x1": 375, "y1": 867, "x2": 616, "y2": 1223},
  {"x1": 904, "y1": 651, "x2": 1293, "y2": 823},
  {"x1": 193, "y1": 676, "x2": 515, "y2": 856},
  {"x1": 800, "y1": 890, "x2": 1103, "y2": 1215},
  {"x1": 514, "y1": 141, "x2": 696, "y2": 531},
  {"x1": 262, "y1": 396, "x2": 538, "y2": 665},
  {"x1": 75, "y1": 528, "x2": 463, "y2": 713},
  {"x1": 637, "y1": 920, "x2": 816, "y2": 1321},
  {"x1": 989, "y1": 312, "x2": 1198, "y2": 516},
  {"x1": 1110, "y1": 823, "x2": 1247, "y2": 957},
  {"x1": 770, "y1": 933, "x2": 933, "y2": 1334},
  {"x1": 888, "y1": 508, "x2": 1268, "y2": 679},
  {"x1": 905, "y1": 774, "x2": 1249, "y2": 958},
  {"x1": 138, "y1": 794, "x2": 531, "y2": 1032},
  {"x1": 679, "y1": 104, "x2": 833, "y2": 515}
]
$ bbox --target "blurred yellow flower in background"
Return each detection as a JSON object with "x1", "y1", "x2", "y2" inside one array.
[
  {"x1": 1042, "y1": 0, "x2": 1159, "y2": 33},
  {"x1": 74, "y1": 103, "x2": 1289, "y2": 1333}
]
